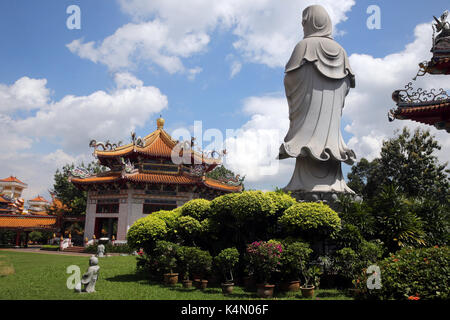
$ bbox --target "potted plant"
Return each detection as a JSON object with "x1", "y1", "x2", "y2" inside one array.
[
  {"x1": 300, "y1": 265, "x2": 322, "y2": 298},
  {"x1": 214, "y1": 247, "x2": 240, "y2": 295},
  {"x1": 279, "y1": 241, "x2": 312, "y2": 292},
  {"x1": 177, "y1": 246, "x2": 198, "y2": 288},
  {"x1": 153, "y1": 241, "x2": 179, "y2": 285},
  {"x1": 191, "y1": 247, "x2": 212, "y2": 290},
  {"x1": 246, "y1": 241, "x2": 282, "y2": 298}
]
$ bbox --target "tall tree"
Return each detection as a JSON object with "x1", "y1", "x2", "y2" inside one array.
[
  {"x1": 347, "y1": 127, "x2": 449, "y2": 247},
  {"x1": 51, "y1": 161, "x2": 105, "y2": 216}
]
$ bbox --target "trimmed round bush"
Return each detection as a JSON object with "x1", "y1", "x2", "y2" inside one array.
[
  {"x1": 127, "y1": 215, "x2": 167, "y2": 250},
  {"x1": 181, "y1": 199, "x2": 211, "y2": 220},
  {"x1": 279, "y1": 202, "x2": 341, "y2": 236},
  {"x1": 232, "y1": 191, "x2": 275, "y2": 221},
  {"x1": 210, "y1": 193, "x2": 240, "y2": 218},
  {"x1": 265, "y1": 191, "x2": 297, "y2": 215},
  {"x1": 178, "y1": 216, "x2": 202, "y2": 236}
]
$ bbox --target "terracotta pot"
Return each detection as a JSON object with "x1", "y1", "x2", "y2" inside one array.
[
  {"x1": 182, "y1": 280, "x2": 193, "y2": 288},
  {"x1": 221, "y1": 282, "x2": 234, "y2": 295},
  {"x1": 280, "y1": 280, "x2": 300, "y2": 292},
  {"x1": 193, "y1": 278, "x2": 201, "y2": 289},
  {"x1": 256, "y1": 284, "x2": 275, "y2": 298},
  {"x1": 200, "y1": 280, "x2": 208, "y2": 290},
  {"x1": 166, "y1": 273, "x2": 179, "y2": 285},
  {"x1": 300, "y1": 285, "x2": 315, "y2": 298}
]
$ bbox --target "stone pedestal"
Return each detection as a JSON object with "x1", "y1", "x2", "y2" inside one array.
[{"x1": 286, "y1": 190, "x2": 361, "y2": 212}]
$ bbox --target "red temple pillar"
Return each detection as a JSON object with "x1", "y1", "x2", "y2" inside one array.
[{"x1": 15, "y1": 230, "x2": 21, "y2": 247}]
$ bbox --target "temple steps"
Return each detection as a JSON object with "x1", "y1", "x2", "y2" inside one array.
[{"x1": 62, "y1": 246, "x2": 85, "y2": 253}]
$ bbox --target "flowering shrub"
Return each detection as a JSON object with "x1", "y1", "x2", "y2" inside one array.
[
  {"x1": 246, "y1": 241, "x2": 283, "y2": 284},
  {"x1": 355, "y1": 246, "x2": 449, "y2": 300}
]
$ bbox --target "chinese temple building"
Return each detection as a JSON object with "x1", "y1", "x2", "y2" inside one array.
[
  {"x1": 70, "y1": 117, "x2": 242, "y2": 242},
  {"x1": 389, "y1": 11, "x2": 450, "y2": 132},
  {"x1": 0, "y1": 177, "x2": 59, "y2": 246},
  {"x1": 0, "y1": 176, "x2": 27, "y2": 199},
  {"x1": 27, "y1": 195, "x2": 50, "y2": 215}
]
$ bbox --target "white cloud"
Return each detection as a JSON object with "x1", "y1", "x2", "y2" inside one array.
[
  {"x1": 114, "y1": 72, "x2": 144, "y2": 88},
  {"x1": 67, "y1": 20, "x2": 207, "y2": 76},
  {"x1": 0, "y1": 77, "x2": 50, "y2": 114},
  {"x1": 0, "y1": 75, "x2": 168, "y2": 201},
  {"x1": 69, "y1": 0, "x2": 355, "y2": 74},
  {"x1": 223, "y1": 95, "x2": 294, "y2": 189},
  {"x1": 344, "y1": 22, "x2": 450, "y2": 164}
]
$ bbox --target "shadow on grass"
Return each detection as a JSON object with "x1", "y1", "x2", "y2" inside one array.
[
  {"x1": 316, "y1": 291, "x2": 344, "y2": 298},
  {"x1": 104, "y1": 273, "x2": 147, "y2": 283}
]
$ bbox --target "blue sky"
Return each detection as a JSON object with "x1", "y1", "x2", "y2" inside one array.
[{"x1": 0, "y1": 0, "x2": 449, "y2": 200}]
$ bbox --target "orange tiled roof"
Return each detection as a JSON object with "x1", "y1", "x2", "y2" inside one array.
[
  {"x1": 0, "y1": 195, "x2": 11, "y2": 203},
  {"x1": 29, "y1": 195, "x2": 49, "y2": 203},
  {"x1": 396, "y1": 100, "x2": 450, "y2": 115},
  {"x1": 71, "y1": 170, "x2": 241, "y2": 192},
  {"x1": 125, "y1": 173, "x2": 199, "y2": 184},
  {"x1": 0, "y1": 176, "x2": 26, "y2": 185},
  {"x1": 203, "y1": 177, "x2": 243, "y2": 192},
  {"x1": 95, "y1": 127, "x2": 221, "y2": 166},
  {"x1": 70, "y1": 172, "x2": 123, "y2": 184},
  {"x1": 0, "y1": 215, "x2": 57, "y2": 229}
]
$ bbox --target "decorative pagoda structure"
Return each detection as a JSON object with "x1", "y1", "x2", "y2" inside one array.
[
  {"x1": 0, "y1": 176, "x2": 27, "y2": 199},
  {"x1": 27, "y1": 195, "x2": 50, "y2": 215},
  {"x1": 0, "y1": 177, "x2": 59, "y2": 246},
  {"x1": 389, "y1": 11, "x2": 450, "y2": 133},
  {"x1": 70, "y1": 117, "x2": 242, "y2": 242}
]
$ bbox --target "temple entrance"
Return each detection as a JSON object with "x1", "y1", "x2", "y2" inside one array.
[{"x1": 94, "y1": 218, "x2": 117, "y2": 240}]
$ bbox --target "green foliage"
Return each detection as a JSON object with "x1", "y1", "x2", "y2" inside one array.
[
  {"x1": 334, "y1": 240, "x2": 384, "y2": 284},
  {"x1": 152, "y1": 241, "x2": 179, "y2": 274},
  {"x1": 151, "y1": 209, "x2": 181, "y2": 240},
  {"x1": 335, "y1": 224, "x2": 364, "y2": 250},
  {"x1": 206, "y1": 165, "x2": 245, "y2": 188},
  {"x1": 214, "y1": 247, "x2": 239, "y2": 283},
  {"x1": 177, "y1": 246, "x2": 199, "y2": 280},
  {"x1": 265, "y1": 191, "x2": 297, "y2": 215},
  {"x1": 279, "y1": 241, "x2": 312, "y2": 281},
  {"x1": 52, "y1": 161, "x2": 106, "y2": 216},
  {"x1": 346, "y1": 127, "x2": 449, "y2": 247},
  {"x1": 279, "y1": 202, "x2": 341, "y2": 238},
  {"x1": 190, "y1": 247, "x2": 213, "y2": 277},
  {"x1": 177, "y1": 216, "x2": 203, "y2": 244},
  {"x1": 356, "y1": 246, "x2": 450, "y2": 300},
  {"x1": 181, "y1": 199, "x2": 211, "y2": 221},
  {"x1": 372, "y1": 185, "x2": 426, "y2": 251},
  {"x1": 126, "y1": 215, "x2": 167, "y2": 251}
]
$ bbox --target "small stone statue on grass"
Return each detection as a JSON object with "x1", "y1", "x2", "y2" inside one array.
[
  {"x1": 97, "y1": 244, "x2": 105, "y2": 257},
  {"x1": 75, "y1": 256, "x2": 100, "y2": 293}
]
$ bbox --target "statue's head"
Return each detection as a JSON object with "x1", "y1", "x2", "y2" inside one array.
[
  {"x1": 89, "y1": 256, "x2": 99, "y2": 266},
  {"x1": 302, "y1": 5, "x2": 332, "y2": 39}
]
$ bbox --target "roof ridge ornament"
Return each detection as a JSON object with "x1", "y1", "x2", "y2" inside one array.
[
  {"x1": 392, "y1": 82, "x2": 450, "y2": 104},
  {"x1": 89, "y1": 139, "x2": 122, "y2": 151}
]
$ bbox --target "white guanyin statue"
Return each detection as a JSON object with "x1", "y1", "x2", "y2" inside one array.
[{"x1": 279, "y1": 5, "x2": 356, "y2": 196}]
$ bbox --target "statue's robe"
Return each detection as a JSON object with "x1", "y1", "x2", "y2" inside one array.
[{"x1": 279, "y1": 5, "x2": 356, "y2": 193}]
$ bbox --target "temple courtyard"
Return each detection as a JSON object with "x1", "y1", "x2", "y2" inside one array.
[{"x1": 0, "y1": 250, "x2": 351, "y2": 300}]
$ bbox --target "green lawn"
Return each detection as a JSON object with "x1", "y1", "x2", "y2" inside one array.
[{"x1": 0, "y1": 251, "x2": 352, "y2": 300}]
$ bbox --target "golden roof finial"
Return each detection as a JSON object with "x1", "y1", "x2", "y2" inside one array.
[{"x1": 156, "y1": 115, "x2": 165, "y2": 129}]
